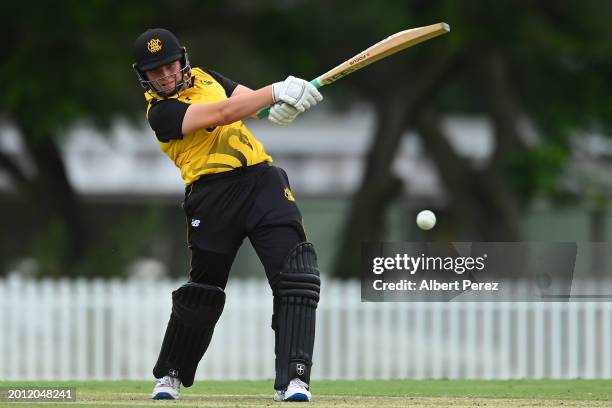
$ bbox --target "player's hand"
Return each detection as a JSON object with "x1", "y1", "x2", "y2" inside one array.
[
  {"x1": 272, "y1": 76, "x2": 323, "y2": 112},
  {"x1": 268, "y1": 102, "x2": 300, "y2": 126}
]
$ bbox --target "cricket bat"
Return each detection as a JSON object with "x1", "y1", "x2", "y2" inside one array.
[{"x1": 258, "y1": 22, "x2": 450, "y2": 119}]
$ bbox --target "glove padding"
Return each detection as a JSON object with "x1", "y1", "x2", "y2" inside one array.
[
  {"x1": 272, "y1": 76, "x2": 323, "y2": 112},
  {"x1": 268, "y1": 102, "x2": 300, "y2": 126}
]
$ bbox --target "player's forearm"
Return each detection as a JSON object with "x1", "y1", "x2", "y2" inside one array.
[
  {"x1": 222, "y1": 86, "x2": 273, "y2": 122},
  {"x1": 182, "y1": 86, "x2": 273, "y2": 133},
  {"x1": 231, "y1": 85, "x2": 259, "y2": 118}
]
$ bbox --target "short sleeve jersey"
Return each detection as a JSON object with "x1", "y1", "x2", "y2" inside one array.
[{"x1": 144, "y1": 67, "x2": 272, "y2": 185}]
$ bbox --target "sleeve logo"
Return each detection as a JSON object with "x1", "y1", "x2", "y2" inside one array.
[{"x1": 284, "y1": 187, "x2": 295, "y2": 202}]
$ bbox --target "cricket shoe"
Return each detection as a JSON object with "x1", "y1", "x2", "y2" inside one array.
[
  {"x1": 283, "y1": 378, "x2": 311, "y2": 402},
  {"x1": 273, "y1": 390, "x2": 285, "y2": 402},
  {"x1": 151, "y1": 375, "x2": 181, "y2": 400}
]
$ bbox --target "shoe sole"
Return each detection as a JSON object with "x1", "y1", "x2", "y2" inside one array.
[
  {"x1": 152, "y1": 392, "x2": 178, "y2": 400},
  {"x1": 284, "y1": 392, "x2": 310, "y2": 402}
]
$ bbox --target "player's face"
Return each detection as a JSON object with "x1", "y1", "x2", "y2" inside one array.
[{"x1": 145, "y1": 60, "x2": 183, "y2": 95}]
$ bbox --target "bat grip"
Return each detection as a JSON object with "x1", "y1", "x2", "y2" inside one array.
[{"x1": 256, "y1": 78, "x2": 321, "y2": 119}]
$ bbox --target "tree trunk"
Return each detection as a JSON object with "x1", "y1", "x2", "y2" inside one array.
[
  {"x1": 415, "y1": 107, "x2": 481, "y2": 239},
  {"x1": 19, "y1": 123, "x2": 89, "y2": 276},
  {"x1": 330, "y1": 52, "x2": 465, "y2": 278},
  {"x1": 589, "y1": 205, "x2": 607, "y2": 276},
  {"x1": 331, "y1": 94, "x2": 406, "y2": 279},
  {"x1": 416, "y1": 106, "x2": 522, "y2": 241},
  {"x1": 0, "y1": 150, "x2": 28, "y2": 192},
  {"x1": 474, "y1": 52, "x2": 527, "y2": 240}
]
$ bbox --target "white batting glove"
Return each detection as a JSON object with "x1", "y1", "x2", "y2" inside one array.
[
  {"x1": 268, "y1": 102, "x2": 300, "y2": 126},
  {"x1": 272, "y1": 76, "x2": 323, "y2": 112}
]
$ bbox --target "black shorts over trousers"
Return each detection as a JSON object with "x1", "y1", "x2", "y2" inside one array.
[{"x1": 183, "y1": 163, "x2": 306, "y2": 287}]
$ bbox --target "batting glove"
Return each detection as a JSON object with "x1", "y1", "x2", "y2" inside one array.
[
  {"x1": 272, "y1": 76, "x2": 323, "y2": 112},
  {"x1": 268, "y1": 102, "x2": 300, "y2": 126}
]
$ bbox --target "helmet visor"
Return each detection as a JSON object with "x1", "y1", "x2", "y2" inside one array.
[{"x1": 140, "y1": 63, "x2": 191, "y2": 96}]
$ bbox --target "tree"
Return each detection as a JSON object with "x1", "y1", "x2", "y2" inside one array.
[
  {"x1": 239, "y1": 0, "x2": 612, "y2": 278},
  {"x1": 0, "y1": 1, "x2": 154, "y2": 276},
  {"x1": 4, "y1": 0, "x2": 612, "y2": 279}
]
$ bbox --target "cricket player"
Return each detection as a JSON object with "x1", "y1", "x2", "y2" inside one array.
[{"x1": 132, "y1": 28, "x2": 322, "y2": 402}]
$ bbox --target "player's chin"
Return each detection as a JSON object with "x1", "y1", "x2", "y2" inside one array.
[{"x1": 155, "y1": 86, "x2": 177, "y2": 97}]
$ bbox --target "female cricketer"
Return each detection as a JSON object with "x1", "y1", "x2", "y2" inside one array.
[{"x1": 132, "y1": 28, "x2": 322, "y2": 402}]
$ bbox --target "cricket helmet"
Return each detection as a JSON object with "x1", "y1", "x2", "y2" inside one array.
[{"x1": 132, "y1": 28, "x2": 192, "y2": 96}]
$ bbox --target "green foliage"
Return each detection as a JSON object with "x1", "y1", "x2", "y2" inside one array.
[
  {"x1": 73, "y1": 206, "x2": 164, "y2": 278},
  {"x1": 0, "y1": 1, "x2": 154, "y2": 135},
  {"x1": 29, "y1": 206, "x2": 164, "y2": 278},
  {"x1": 30, "y1": 218, "x2": 69, "y2": 278},
  {"x1": 6, "y1": 0, "x2": 612, "y2": 277},
  {"x1": 435, "y1": 0, "x2": 612, "y2": 205},
  {"x1": 502, "y1": 145, "x2": 570, "y2": 204},
  {"x1": 0, "y1": 1, "x2": 165, "y2": 277}
]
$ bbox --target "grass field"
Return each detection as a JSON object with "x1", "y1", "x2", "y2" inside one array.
[{"x1": 0, "y1": 380, "x2": 611, "y2": 407}]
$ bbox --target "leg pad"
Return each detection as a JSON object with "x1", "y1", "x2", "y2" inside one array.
[
  {"x1": 272, "y1": 242, "x2": 320, "y2": 390},
  {"x1": 153, "y1": 283, "x2": 225, "y2": 387}
]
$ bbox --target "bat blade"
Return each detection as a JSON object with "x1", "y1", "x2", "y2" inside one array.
[
  {"x1": 257, "y1": 22, "x2": 450, "y2": 119},
  {"x1": 316, "y1": 22, "x2": 450, "y2": 86}
]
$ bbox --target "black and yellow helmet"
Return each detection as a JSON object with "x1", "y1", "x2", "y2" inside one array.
[{"x1": 132, "y1": 28, "x2": 191, "y2": 96}]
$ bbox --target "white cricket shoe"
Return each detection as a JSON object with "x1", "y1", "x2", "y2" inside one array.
[
  {"x1": 283, "y1": 378, "x2": 311, "y2": 402},
  {"x1": 273, "y1": 390, "x2": 285, "y2": 402},
  {"x1": 151, "y1": 375, "x2": 181, "y2": 400}
]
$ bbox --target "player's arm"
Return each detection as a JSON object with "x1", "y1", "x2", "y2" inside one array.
[
  {"x1": 186, "y1": 70, "x2": 262, "y2": 124},
  {"x1": 182, "y1": 86, "x2": 273, "y2": 133},
  {"x1": 183, "y1": 76, "x2": 321, "y2": 132},
  {"x1": 231, "y1": 84, "x2": 255, "y2": 96},
  {"x1": 231, "y1": 85, "x2": 259, "y2": 118},
  {"x1": 147, "y1": 87, "x2": 271, "y2": 142},
  {"x1": 226, "y1": 84, "x2": 261, "y2": 119},
  {"x1": 148, "y1": 76, "x2": 321, "y2": 141}
]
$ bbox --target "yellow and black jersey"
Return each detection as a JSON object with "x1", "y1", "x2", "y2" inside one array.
[{"x1": 145, "y1": 67, "x2": 272, "y2": 185}]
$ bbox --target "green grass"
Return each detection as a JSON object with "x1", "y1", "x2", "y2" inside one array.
[{"x1": 0, "y1": 380, "x2": 610, "y2": 407}]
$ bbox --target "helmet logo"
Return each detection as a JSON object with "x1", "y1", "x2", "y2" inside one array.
[{"x1": 147, "y1": 38, "x2": 162, "y2": 53}]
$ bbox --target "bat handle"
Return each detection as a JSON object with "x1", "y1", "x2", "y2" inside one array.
[
  {"x1": 310, "y1": 78, "x2": 322, "y2": 88},
  {"x1": 256, "y1": 78, "x2": 322, "y2": 119}
]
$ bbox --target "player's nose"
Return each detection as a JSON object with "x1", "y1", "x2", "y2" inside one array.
[{"x1": 160, "y1": 66, "x2": 175, "y2": 78}]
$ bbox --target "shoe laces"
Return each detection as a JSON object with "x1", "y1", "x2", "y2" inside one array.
[
  {"x1": 288, "y1": 378, "x2": 308, "y2": 390},
  {"x1": 158, "y1": 376, "x2": 180, "y2": 389}
]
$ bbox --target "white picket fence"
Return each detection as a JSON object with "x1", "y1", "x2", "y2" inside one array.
[{"x1": 1, "y1": 277, "x2": 612, "y2": 380}]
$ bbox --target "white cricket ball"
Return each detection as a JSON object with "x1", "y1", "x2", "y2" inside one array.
[{"x1": 416, "y1": 210, "x2": 436, "y2": 230}]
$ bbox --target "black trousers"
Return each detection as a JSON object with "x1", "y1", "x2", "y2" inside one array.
[{"x1": 182, "y1": 163, "x2": 306, "y2": 288}]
